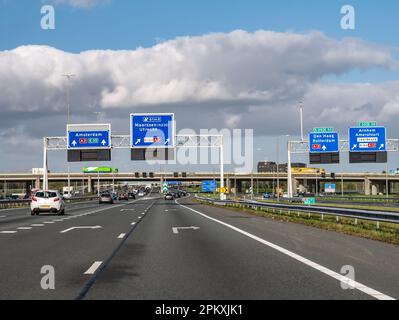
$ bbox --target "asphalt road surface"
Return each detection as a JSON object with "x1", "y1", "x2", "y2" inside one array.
[{"x1": 0, "y1": 194, "x2": 398, "y2": 300}]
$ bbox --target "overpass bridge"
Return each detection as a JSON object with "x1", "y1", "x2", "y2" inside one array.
[{"x1": 0, "y1": 172, "x2": 398, "y2": 196}]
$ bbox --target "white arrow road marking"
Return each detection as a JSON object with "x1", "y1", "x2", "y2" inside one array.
[
  {"x1": 60, "y1": 226, "x2": 102, "y2": 234},
  {"x1": 172, "y1": 226, "x2": 200, "y2": 234},
  {"x1": 84, "y1": 261, "x2": 103, "y2": 275}
]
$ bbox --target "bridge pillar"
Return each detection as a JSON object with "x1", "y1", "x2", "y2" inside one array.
[
  {"x1": 226, "y1": 177, "x2": 231, "y2": 192},
  {"x1": 364, "y1": 178, "x2": 370, "y2": 195},
  {"x1": 236, "y1": 180, "x2": 242, "y2": 193},
  {"x1": 88, "y1": 176, "x2": 92, "y2": 194},
  {"x1": 371, "y1": 183, "x2": 378, "y2": 196},
  {"x1": 291, "y1": 178, "x2": 299, "y2": 196},
  {"x1": 35, "y1": 176, "x2": 41, "y2": 189}
]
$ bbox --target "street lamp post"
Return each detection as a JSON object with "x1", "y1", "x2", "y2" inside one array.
[
  {"x1": 63, "y1": 74, "x2": 76, "y2": 198},
  {"x1": 276, "y1": 135, "x2": 290, "y2": 202}
]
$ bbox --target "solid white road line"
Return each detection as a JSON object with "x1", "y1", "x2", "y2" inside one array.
[
  {"x1": 176, "y1": 200, "x2": 395, "y2": 301},
  {"x1": 118, "y1": 233, "x2": 126, "y2": 239},
  {"x1": 0, "y1": 231, "x2": 17, "y2": 234},
  {"x1": 84, "y1": 261, "x2": 103, "y2": 275}
]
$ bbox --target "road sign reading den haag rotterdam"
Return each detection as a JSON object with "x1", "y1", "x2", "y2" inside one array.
[
  {"x1": 130, "y1": 113, "x2": 175, "y2": 161},
  {"x1": 309, "y1": 129, "x2": 340, "y2": 164},
  {"x1": 67, "y1": 124, "x2": 111, "y2": 162},
  {"x1": 349, "y1": 125, "x2": 387, "y2": 163}
]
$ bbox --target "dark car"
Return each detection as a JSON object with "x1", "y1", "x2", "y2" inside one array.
[
  {"x1": 99, "y1": 193, "x2": 113, "y2": 204},
  {"x1": 128, "y1": 192, "x2": 136, "y2": 199},
  {"x1": 119, "y1": 193, "x2": 129, "y2": 201}
]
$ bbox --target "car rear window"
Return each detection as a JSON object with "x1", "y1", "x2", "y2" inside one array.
[{"x1": 35, "y1": 191, "x2": 58, "y2": 198}]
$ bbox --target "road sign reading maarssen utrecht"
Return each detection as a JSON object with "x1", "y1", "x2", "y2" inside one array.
[
  {"x1": 130, "y1": 113, "x2": 175, "y2": 148},
  {"x1": 349, "y1": 127, "x2": 386, "y2": 152},
  {"x1": 309, "y1": 132, "x2": 339, "y2": 153},
  {"x1": 67, "y1": 124, "x2": 111, "y2": 149}
]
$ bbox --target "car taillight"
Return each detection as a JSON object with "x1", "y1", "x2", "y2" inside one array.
[
  {"x1": 53, "y1": 198, "x2": 60, "y2": 202},
  {"x1": 32, "y1": 196, "x2": 37, "y2": 201}
]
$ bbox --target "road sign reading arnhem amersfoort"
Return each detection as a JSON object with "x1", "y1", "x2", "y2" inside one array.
[
  {"x1": 349, "y1": 126, "x2": 386, "y2": 152},
  {"x1": 309, "y1": 132, "x2": 339, "y2": 153},
  {"x1": 130, "y1": 113, "x2": 175, "y2": 148},
  {"x1": 67, "y1": 124, "x2": 111, "y2": 149}
]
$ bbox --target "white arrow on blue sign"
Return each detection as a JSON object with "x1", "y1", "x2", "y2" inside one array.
[
  {"x1": 309, "y1": 132, "x2": 339, "y2": 153},
  {"x1": 67, "y1": 124, "x2": 111, "y2": 150},
  {"x1": 349, "y1": 126, "x2": 386, "y2": 152},
  {"x1": 130, "y1": 113, "x2": 175, "y2": 148}
]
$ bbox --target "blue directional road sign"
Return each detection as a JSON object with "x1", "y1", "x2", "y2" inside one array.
[
  {"x1": 131, "y1": 113, "x2": 175, "y2": 148},
  {"x1": 349, "y1": 126, "x2": 386, "y2": 152},
  {"x1": 202, "y1": 180, "x2": 217, "y2": 192},
  {"x1": 309, "y1": 132, "x2": 339, "y2": 153},
  {"x1": 67, "y1": 124, "x2": 111, "y2": 149}
]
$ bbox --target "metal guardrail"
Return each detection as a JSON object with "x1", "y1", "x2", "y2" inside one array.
[
  {"x1": 0, "y1": 196, "x2": 99, "y2": 210},
  {"x1": 195, "y1": 195, "x2": 399, "y2": 224}
]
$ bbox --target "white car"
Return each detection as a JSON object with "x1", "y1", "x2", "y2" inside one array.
[{"x1": 30, "y1": 190, "x2": 65, "y2": 216}]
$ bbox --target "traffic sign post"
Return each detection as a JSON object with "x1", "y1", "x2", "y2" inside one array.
[
  {"x1": 67, "y1": 124, "x2": 111, "y2": 150},
  {"x1": 130, "y1": 113, "x2": 175, "y2": 148},
  {"x1": 66, "y1": 124, "x2": 112, "y2": 162},
  {"x1": 309, "y1": 130, "x2": 340, "y2": 164},
  {"x1": 309, "y1": 132, "x2": 339, "y2": 153},
  {"x1": 349, "y1": 126, "x2": 386, "y2": 152},
  {"x1": 349, "y1": 126, "x2": 387, "y2": 163}
]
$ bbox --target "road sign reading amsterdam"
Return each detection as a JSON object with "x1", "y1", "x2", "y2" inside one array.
[
  {"x1": 67, "y1": 124, "x2": 111, "y2": 149},
  {"x1": 309, "y1": 132, "x2": 339, "y2": 153},
  {"x1": 349, "y1": 126, "x2": 386, "y2": 152},
  {"x1": 130, "y1": 113, "x2": 175, "y2": 148}
]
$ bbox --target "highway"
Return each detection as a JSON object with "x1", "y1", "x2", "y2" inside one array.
[{"x1": 1, "y1": 194, "x2": 398, "y2": 300}]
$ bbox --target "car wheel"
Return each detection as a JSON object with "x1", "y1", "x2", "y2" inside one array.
[
  {"x1": 59, "y1": 209, "x2": 65, "y2": 216},
  {"x1": 31, "y1": 210, "x2": 35, "y2": 216},
  {"x1": 36, "y1": 212, "x2": 40, "y2": 216}
]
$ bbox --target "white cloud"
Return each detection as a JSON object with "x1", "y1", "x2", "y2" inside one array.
[{"x1": 0, "y1": 29, "x2": 399, "y2": 170}]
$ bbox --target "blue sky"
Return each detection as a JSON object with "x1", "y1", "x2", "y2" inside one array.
[{"x1": 2, "y1": 0, "x2": 398, "y2": 51}]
